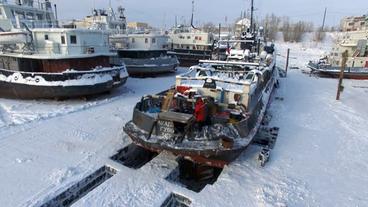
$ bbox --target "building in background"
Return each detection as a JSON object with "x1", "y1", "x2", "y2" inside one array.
[
  {"x1": 341, "y1": 15, "x2": 368, "y2": 32},
  {"x1": 127, "y1": 22, "x2": 150, "y2": 32}
]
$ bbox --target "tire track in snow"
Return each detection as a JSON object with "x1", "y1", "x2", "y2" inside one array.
[{"x1": 0, "y1": 104, "x2": 12, "y2": 128}]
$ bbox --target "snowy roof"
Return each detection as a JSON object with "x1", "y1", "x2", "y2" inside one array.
[{"x1": 236, "y1": 18, "x2": 251, "y2": 27}]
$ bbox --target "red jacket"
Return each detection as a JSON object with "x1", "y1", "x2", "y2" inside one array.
[{"x1": 194, "y1": 99, "x2": 207, "y2": 122}]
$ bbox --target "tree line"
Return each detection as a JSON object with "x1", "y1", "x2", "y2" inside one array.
[{"x1": 199, "y1": 14, "x2": 338, "y2": 43}]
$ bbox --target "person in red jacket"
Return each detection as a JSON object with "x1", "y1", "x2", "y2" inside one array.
[{"x1": 194, "y1": 97, "x2": 207, "y2": 130}]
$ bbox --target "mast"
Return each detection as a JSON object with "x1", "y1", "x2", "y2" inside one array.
[
  {"x1": 191, "y1": 0, "x2": 197, "y2": 29},
  {"x1": 250, "y1": 0, "x2": 254, "y2": 33},
  {"x1": 322, "y1": 7, "x2": 327, "y2": 31}
]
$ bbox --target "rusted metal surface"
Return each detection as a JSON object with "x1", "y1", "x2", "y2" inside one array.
[
  {"x1": 40, "y1": 56, "x2": 110, "y2": 73},
  {"x1": 0, "y1": 56, "x2": 111, "y2": 73},
  {"x1": 124, "y1": 121, "x2": 245, "y2": 168}
]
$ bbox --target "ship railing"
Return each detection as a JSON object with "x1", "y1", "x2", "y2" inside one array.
[
  {"x1": 176, "y1": 72, "x2": 251, "y2": 96},
  {"x1": 217, "y1": 40, "x2": 256, "y2": 44},
  {"x1": 12, "y1": 19, "x2": 58, "y2": 29},
  {"x1": 199, "y1": 59, "x2": 261, "y2": 67}
]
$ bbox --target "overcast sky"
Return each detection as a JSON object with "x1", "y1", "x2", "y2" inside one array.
[{"x1": 54, "y1": 0, "x2": 367, "y2": 28}]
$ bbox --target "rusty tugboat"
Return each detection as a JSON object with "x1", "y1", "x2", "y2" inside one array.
[
  {"x1": 0, "y1": 0, "x2": 128, "y2": 99},
  {"x1": 123, "y1": 16, "x2": 279, "y2": 171}
]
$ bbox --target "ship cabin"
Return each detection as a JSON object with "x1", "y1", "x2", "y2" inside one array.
[
  {"x1": 0, "y1": 28, "x2": 115, "y2": 73},
  {"x1": 175, "y1": 63, "x2": 270, "y2": 113},
  {"x1": 169, "y1": 26, "x2": 214, "y2": 51},
  {"x1": 115, "y1": 33, "x2": 170, "y2": 59}
]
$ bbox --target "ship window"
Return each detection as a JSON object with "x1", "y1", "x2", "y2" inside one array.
[
  {"x1": 70, "y1": 35, "x2": 77, "y2": 44},
  {"x1": 61, "y1": 36, "x2": 66, "y2": 44},
  {"x1": 131, "y1": 38, "x2": 135, "y2": 43},
  {"x1": 152, "y1": 38, "x2": 156, "y2": 43},
  {"x1": 44, "y1": 35, "x2": 49, "y2": 40},
  {"x1": 187, "y1": 36, "x2": 191, "y2": 39},
  {"x1": 199, "y1": 36, "x2": 202, "y2": 41},
  {"x1": 145, "y1": 38, "x2": 148, "y2": 43},
  {"x1": 36, "y1": 14, "x2": 43, "y2": 20}
]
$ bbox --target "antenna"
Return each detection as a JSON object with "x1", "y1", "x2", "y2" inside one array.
[
  {"x1": 191, "y1": 0, "x2": 197, "y2": 29},
  {"x1": 250, "y1": 0, "x2": 254, "y2": 33},
  {"x1": 322, "y1": 7, "x2": 327, "y2": 31}
]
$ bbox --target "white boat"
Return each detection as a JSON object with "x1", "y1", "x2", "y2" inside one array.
[
  {"x1": 168, "y1": 25, "x2": 214, "y2": 67},
  {"x1": 307, "y1": 30, "x2": 368, "y2": 79},
  {"x1": 0, "y1": 1, "x2": 128, "y2": 99},
  {"x1": 114, "y1": 33, "x2": 179, "y2": 75},
  {"x1": 66, "y1": 5, "x2": 179, "y2": 76}
]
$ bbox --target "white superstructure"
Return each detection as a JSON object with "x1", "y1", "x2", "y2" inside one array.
[
  {"x1": 30, "y1": 28, "x2": 112, "y2": 58},
  {"x1": 0, "y1": 0, "x2": 57, "y2": 30},
  {"x1": 169, "y1": 26, "x2": 214, "y2": 51},
  {"x1": 69, "y1": 7, "x2": 127, "y2": 35},
  {"x1": 329, "y1": 30, "x2": 368, "y2": 67},
  {"x1": 124, "y1": 33, "x2": 169, "y2": 50}
]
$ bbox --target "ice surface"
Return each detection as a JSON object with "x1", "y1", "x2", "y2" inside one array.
[{"x1": 0, "y1": 33, "x2": 367, "y2": 207}]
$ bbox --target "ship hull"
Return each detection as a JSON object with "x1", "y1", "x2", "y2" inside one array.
[
  {"x1": 0, "y1": 67, "x2": 128, "y2": 99},
  {"x1": 124, "y1": 122, "x2": 246, "y2": 168},
  {"x1": 308, "y1": 62, "x2": 368, "y2": 80},
  {"x1": 168, "y1": 50, "x2": 212, "y2": 67},
  {"x1": 125, "y1": 63, "x2": 178, "y2": 76}
]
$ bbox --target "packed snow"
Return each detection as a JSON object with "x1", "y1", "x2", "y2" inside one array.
[
  {"x1": 0, "y1": 66, "x2": 128, "y2": 87},
  {"x1": 0, "y1": 34, "x2": 367, "y2": 207}
]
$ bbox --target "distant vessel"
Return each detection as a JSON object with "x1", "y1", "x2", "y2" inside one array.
[
  {"x1": 167, "y1": 1, "x2": 215, "y2": 67},
  {"x1": 113, "y1": 33, "x2": 179, "y2": 76},
  {"x1": 308, "y1": 30, "x2": 368, "y2": 79},
  {"x1": 168, "y1": 25, "x2": 214, "y2": 67},
  {"x1": 69, "y1": 5, "x2": 179, "y2": 76},
  {"x1": 0, "y1": 0, "x2": 128, "y2": 99}
]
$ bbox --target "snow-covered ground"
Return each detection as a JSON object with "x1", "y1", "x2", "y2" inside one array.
[{"x1": 1, "y1": 35, "x2": 368, "y2": 207}]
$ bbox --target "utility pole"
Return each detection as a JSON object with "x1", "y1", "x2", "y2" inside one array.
[
  {"x1": 322, "y1": 7, "x2": 327, "y2": 31},
  {"x1": 250, "y1": 0, "x2": 254, "y2": 33},
  {"x1": 285, "y1": 48, "x2": 290, "y2": 76},
  {"x1": 336, "y1": 50, "x2": 348, "y2": 100},
  {"x1": 218, "y1": 23, "x2": 221, "y2": 60}
]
